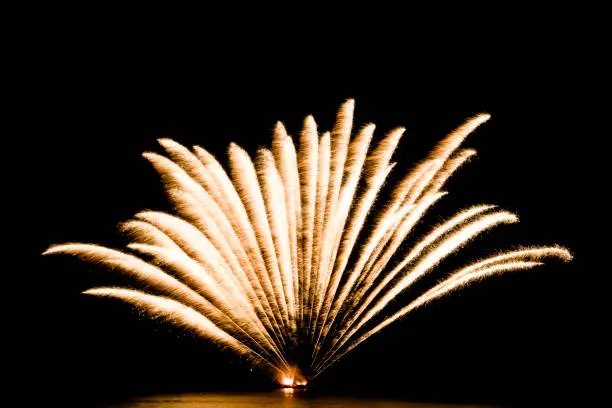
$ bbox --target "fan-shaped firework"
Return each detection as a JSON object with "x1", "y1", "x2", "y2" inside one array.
[{"x1": 44, "y1": 100, "x2": 571, "y2": 387}]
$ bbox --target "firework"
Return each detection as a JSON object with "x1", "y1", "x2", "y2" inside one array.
[{"x1": 44, "y1": 100, "x2": 571, "y2": 386}]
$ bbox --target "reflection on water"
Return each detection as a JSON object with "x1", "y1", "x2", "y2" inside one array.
[{"x1": 103, "y1": 391, "x2": 497, "y2": 408}]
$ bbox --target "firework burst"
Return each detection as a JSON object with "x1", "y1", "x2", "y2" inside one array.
[{"x1": 44, "y1": 100, "x2": 571, "y2": 386}]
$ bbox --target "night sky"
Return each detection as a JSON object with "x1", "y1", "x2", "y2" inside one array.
[{"x1": 15, "y1": 16, "x2": 600, "y2": 407}]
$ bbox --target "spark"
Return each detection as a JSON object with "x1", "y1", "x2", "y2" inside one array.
[{"x1": 44, "y1": 100, "x2": 571, "y2": 383}]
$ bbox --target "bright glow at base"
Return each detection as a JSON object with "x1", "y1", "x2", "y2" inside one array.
[
  {"x1": 44, "y1": 99, "x2": 572, "y2": 384},
  {"x1": 279, "y1": 368, "x2": 307, "y2": 387}
]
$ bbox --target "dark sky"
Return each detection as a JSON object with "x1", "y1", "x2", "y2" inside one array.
[{"x1": 14, "y1": 15, "x2": 601, "y2": 407}]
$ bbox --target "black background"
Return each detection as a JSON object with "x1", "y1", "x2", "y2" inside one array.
[{"x1": 13, "y1": 10, "x2": 602, "y2": 407}]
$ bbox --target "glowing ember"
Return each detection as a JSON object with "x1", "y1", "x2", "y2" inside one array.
[
  {"x1": 278, "y1": 367, "x2": 307, "y2": 388},
  {"x1": 44, "y1": 99, "x2": 571, "y2": 384}
]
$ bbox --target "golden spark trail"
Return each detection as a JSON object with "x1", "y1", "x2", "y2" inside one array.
[
  {"x1": 353, "y1": 204, "x2": 496, "y2": 317},
  {"x1": 311, "y1": 260, "x2": 547, "y2": 378},
  {"x1": 272, "y1": 123, "x2": 301, "y2": 326},
  {"x1": 314, "y1": 245, "x2": 572, "y2": 376},
  {"x1": 44, "y1": 100, "x2": 570, "y2": 384},
  {"x1": 257, "y1": 149, "x2": 296, "y2": 331},
  {"x1": 313, "y1": 209, "x2": 518, "y2": 371},
  {"x1": 43, "y1": 245, "x2": 286, "y2": 367},
  {"x1": 313, "y1": 124, "x2": 375, "y2": 349},
  {"x1": 229, "y1": 144, "x2": 289, "y2": 335},
  {"x1": 84, "y1": 288, "x2": 283, "y2": 373},
  {"x1": 350, "y1": 160, "x2": 441, "y2": 293},
  {"x1": 315, "y1": 101, "x2": 354, "y2": 327},
  {"x1": 308, "y1": 131, "x2": 331, "y2": 338},
  {"x1": 195, "y1": 145, "x2": 286, "y2": 343},
  {"x1": 298, "y1": 116, "x2": 318, "y2": 325},
  {"x1": 313, "y1": 191, "x2": 446, "y2": 360},
  {"x1": 148, "y1": 145, "x2": 285, "y2": 345}
]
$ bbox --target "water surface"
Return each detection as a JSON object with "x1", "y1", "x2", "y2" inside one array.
[{"x1": 103, "y1": 391, "x2": 497, "y2": 408}]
